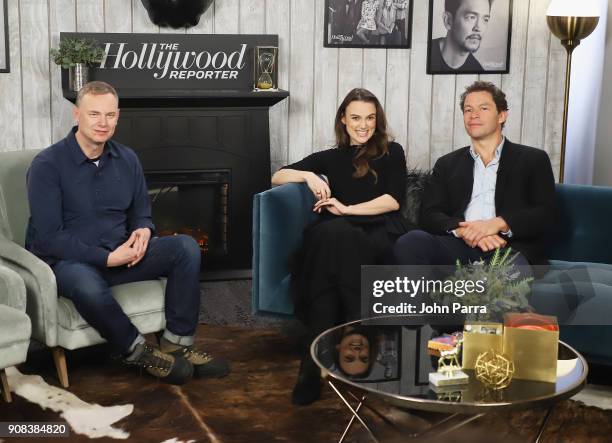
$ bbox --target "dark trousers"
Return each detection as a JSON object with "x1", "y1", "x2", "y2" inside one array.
[
  {"x1": 53, "y1": 234, "x2": 201, "y2": 354},
  {"x1": 394, "y1": 230, "x2": 532, "y2": 332},
  {"x1": 393, "y1": 229, "x2": 532, "y2": 275}
]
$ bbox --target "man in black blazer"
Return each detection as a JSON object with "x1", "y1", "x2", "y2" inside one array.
[{"x1": 394, "y1": 81, "x2": 555, "y2": 269}]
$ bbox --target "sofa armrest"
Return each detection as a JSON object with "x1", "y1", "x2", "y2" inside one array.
[
  {"x1": 546, "y1": 184, "x2": 612, "y2": 264},
  {"x1": 0, "y1": 234, "x2": 58, "y2": 346},
  {"x1": 0, "y1": 262, "x2": 27, "y2": 311},
  {"x1": 252, "y1": 182, "x2": 319, "y2": 315}
]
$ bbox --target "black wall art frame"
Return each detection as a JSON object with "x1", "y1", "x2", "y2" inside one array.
[
  {"x1": 0, "y1": 0, "x2": 9, "y2": 73},
  {"x1": 324, "y1": 0, "x2": 413, "y2": 49},
  {"x1": 427, "y1": 0, "x2": 512, "y2": 74}
]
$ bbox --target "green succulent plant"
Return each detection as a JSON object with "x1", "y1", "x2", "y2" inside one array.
[
  {"x1": 431, "y1": 248, "x2": 533, "y2": 322},
  {"x1": 50, "y1": 38, "x2": 105, "y2": 69}
]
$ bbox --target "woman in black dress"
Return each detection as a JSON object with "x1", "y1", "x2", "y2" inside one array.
[{"x1": 271, "y1": 88, "x2": 409, "y2": 405}]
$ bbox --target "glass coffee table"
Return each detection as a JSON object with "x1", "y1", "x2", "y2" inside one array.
[{"x1": 312, "y1": 316, "x2": 588, "y2": 443}]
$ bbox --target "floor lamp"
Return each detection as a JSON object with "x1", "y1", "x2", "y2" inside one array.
[{"x1": 546, "y1": 0, "x2": 600, "y2": 183}]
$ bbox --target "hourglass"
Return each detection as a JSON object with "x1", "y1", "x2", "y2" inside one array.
[{"x1": 254, "y1": 46, "x2": 278, "y2": 91}]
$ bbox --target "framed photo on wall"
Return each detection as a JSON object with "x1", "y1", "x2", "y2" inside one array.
[
  {"x1": 324, "y1": 0, "x2": 413, "y2": 49},
  {"x1": 0, "y1": 0, "x2": 9, "y2": 73},
  {"x1": 427, "y1": 0, "x2": 512, "y2": 74}
]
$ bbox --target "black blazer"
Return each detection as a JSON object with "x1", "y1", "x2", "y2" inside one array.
[{"x1": 420, "y1": 139, "x2": 556, "y2": 265}]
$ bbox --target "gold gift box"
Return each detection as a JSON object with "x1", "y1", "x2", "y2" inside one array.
[
  {"x1": 462, "y1": 323, "x2": 503, "y2": 370},
  {"x1": 502, "y1": 314, "x2": 559, "y2": 383}
]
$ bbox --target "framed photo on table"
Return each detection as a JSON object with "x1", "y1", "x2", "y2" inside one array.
[
  {"x1": 427, "y1": 0, "x2": 512, "y2": 74},
  {"x1": 324, "y1": 0, "x2": 413, "y2": 49},
  {"x1": 0, "y1": 0, "x2": 9, "y2": 73}
]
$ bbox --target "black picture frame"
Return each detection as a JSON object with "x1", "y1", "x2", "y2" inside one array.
[
  {"x1": 0, "y1": 0, "x2": 9, "y2": 73},
  {"x1": 324, "y1": 0, "x2": 413, "y2": 49},
  {"x1": 427, "y1": 0, "x2": 512, "y2": 74}
]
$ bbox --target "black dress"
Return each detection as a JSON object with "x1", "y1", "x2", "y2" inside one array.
[{"x1": 283, "y1": 142, "x2": 411, "y2": 333}]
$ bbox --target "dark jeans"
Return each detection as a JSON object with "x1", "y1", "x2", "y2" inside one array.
[{"x1": 53, "y1": 234, "x2": 201, "y2": 354}]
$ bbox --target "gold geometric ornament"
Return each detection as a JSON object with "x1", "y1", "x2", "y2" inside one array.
[{"x1": 474, "y1": 349, "x2": 515, "y2": 390}]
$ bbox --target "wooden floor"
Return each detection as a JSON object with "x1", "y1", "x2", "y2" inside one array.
[{"x1": 2, "y1": 325, "x2": 612, "y2": 443}]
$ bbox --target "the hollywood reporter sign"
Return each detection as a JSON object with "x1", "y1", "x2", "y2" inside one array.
[
  {"x1": 100, "y1": 42, "x2": 247, "y2": 81},
  {"x1": 60, "y1": 32, "x2": 278, "y2": 90}
]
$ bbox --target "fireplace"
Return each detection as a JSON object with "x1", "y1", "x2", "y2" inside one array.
[
  {"x1": 146, "y1": 169, "x2": 230, "y2": 265},
  {"x1": 60, "y1": 90, "x2": 290, "y2": 279},
  {"x1": 97, "y1": 94, "x2": 287, "y2": 279}
]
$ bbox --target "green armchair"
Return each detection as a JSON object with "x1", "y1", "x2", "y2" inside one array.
[
  {"x1": 0, "y1": 263, "x2": 31, "y2": 402},
  {"x1": 0, "y1": 150, "x2": 166, "y2": 387}
]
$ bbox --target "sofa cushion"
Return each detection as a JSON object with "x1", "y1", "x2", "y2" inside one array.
[
  {"x1": 531, "y1": 260, "x2": 612, "y2": 361},
  {"x1": 531, "y1": 260, "x2": 612, "y2": 324}
]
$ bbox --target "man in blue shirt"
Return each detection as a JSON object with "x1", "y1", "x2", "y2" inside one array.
[
  {"x1": 26, "y1": 81, "x2": 229, "y2": 385},
  {"x1": 394, "y1": 81, "x2": 556, "y2": 270}
]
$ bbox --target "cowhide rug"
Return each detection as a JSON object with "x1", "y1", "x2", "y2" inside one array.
[{"x1": 5, "y1": 367, "x2": 132, "y2": 439}]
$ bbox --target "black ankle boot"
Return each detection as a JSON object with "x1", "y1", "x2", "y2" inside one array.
[{"x1": 291, "y1": 355, "x2": 321, "y2": 406}]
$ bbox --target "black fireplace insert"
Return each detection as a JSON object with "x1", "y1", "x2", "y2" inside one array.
[{"x1": 146, "y1": 169, "x2": 230, "y2": 266}]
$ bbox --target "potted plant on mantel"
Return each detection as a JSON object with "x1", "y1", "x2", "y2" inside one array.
[{"x1": 50, "y1": 38, "x2": 105, "y2": 92}]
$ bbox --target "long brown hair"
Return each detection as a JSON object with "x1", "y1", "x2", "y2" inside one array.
[{"x1": 334, "y1": 88, "x2": 391, "y2": 180}]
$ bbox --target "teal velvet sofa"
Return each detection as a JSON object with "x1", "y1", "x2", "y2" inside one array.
[
  {"x1": 532, "y1": 184, "x2": 612, "y2": 365},
  {"x1": 252, "y1": 182, "x2": 612, "y2": 364}
]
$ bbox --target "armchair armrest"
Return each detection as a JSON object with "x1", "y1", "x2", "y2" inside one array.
[
  {"x1": 252, "y1": 183, "x2": 318, "y2": 315},
  {"x1": 0, "y1": 234, "x2": 58, "y2": 346},
  {"x1": 0, "y1": 261, "x2": 26, "y2": 311}
]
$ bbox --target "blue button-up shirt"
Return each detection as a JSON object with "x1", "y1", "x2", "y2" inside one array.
[
  {"x1": 26, "y1": 127, "x2": 155, "y2": 268},
  {"x1": 464, "y1": 137, "x2": 504, "y2": 222}
]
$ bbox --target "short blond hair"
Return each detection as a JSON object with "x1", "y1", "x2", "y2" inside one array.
[{"x1": 76, "y1": 81, "x2": 118, "y2": 106}]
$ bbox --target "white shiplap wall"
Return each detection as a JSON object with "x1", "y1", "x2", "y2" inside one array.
[{"x1": 0, "y1": 0, "x2": 565, "y2": 179}]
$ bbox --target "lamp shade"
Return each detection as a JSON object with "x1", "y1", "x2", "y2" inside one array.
[{"x1": 546, "y1": 0, "x2": 600, "y2": 17}]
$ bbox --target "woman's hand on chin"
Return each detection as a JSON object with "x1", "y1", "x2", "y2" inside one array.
[{"x1": 313, "y1": 197, "x2": 351, "y2": 216}]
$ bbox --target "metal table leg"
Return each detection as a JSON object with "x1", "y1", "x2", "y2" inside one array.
[
  {"x1": 328, "y1": 380, "x2": 379, "y2": 443},
  {"x1": 347, "y1": 391, "x2": 400, "y2": 431},
  {"x1": 338, "y1": 393, "x2": 367, "y2": 443},
  {"x1": 329, "y1": 381, "x2": 486, "y2": 442},
  {"x1": 534, "y1": 406, "x2": 554, "y2": 443}
]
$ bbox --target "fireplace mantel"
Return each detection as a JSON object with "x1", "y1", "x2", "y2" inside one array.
[{"x1": 63, "y1": 88, "x2": 289, "y2": 108}]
